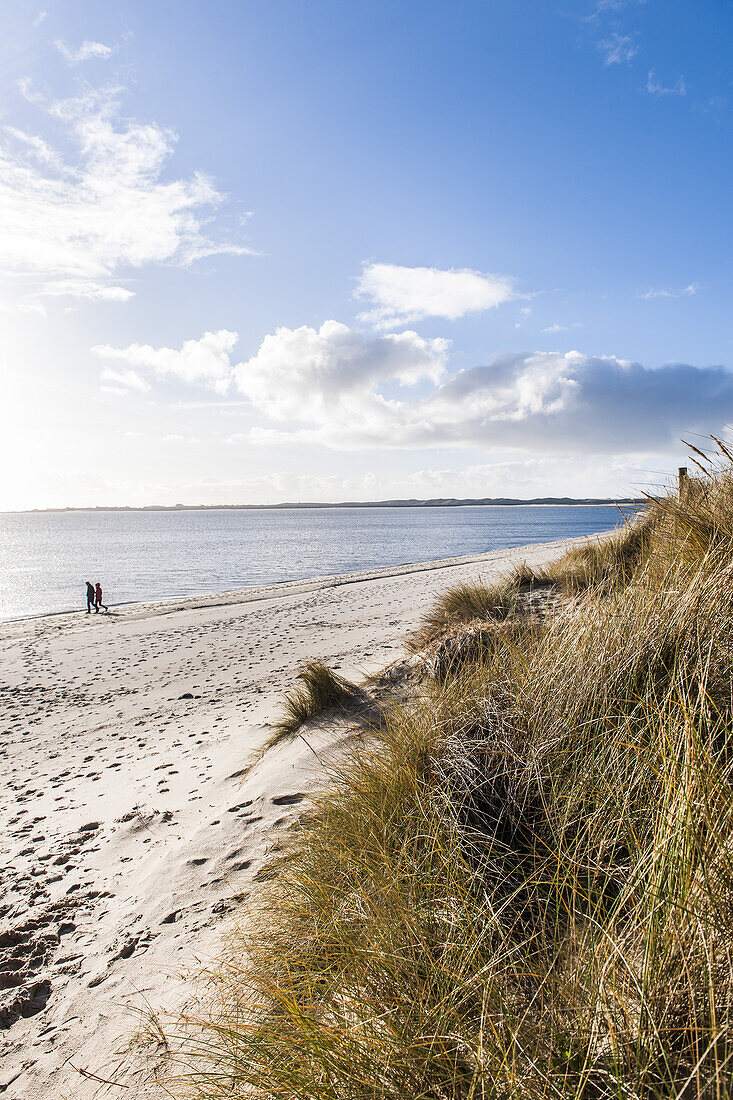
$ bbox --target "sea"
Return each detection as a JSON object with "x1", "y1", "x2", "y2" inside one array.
[{"x1": 0, "y1": 505, "x2": 636, "y2": 622}]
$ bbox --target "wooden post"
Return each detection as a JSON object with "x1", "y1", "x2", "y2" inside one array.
[{"x1": 678, "y1": 467, "x2": 689, "y2": 500}]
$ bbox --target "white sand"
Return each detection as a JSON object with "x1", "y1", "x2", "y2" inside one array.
[{"x1": 0, "y1": 535, "x2": 594, "y2": 1098}]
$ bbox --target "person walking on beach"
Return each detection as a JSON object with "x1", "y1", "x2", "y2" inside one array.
[
  {"x1": 95, "y1": 582, "x2": 108, "y2": 612},
  {"x1": 85, "y1": 580, "x2": 96, "y2": 614}
]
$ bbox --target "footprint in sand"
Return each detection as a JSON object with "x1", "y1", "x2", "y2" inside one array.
[{"x1": 271, "y1": 793, "x2": 306, "y2": 807}]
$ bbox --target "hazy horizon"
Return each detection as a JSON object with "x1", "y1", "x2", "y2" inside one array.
[{"x1": 3, "y1": 494, "x2": 647, "y2": 515}]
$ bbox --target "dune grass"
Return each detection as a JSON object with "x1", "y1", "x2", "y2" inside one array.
[
  {"x1": 409, "y1": 563, "x2": 555, "y2": 651},
  {"x1": 168, "y1": 447, "x2": 733, "y2": 1099},
  {"x1": 546, "y1": 505, "x2": 654, "y2": 593},
  {"x1": 268, "y1": 659, "x2": 361, "y2": 747}
]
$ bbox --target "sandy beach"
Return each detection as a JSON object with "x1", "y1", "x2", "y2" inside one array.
[{"x1": 0, "y1": 535, "x2": 591, "y2": 1099}]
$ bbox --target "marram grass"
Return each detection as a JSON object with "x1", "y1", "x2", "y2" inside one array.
[
  {"x1": 409, "y1": 562, "x2": 555, "y2": 650},
  {"x1": 268, "y1": 659, "x2": 361, "y2": 745},
  {"x1": 165, "y1": 447, "x2": 733, "y2": 1099}
]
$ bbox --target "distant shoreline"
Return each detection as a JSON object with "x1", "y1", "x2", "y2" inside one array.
[{"x1": 7, "y1": 497, "x2": 645, "y2": 515}]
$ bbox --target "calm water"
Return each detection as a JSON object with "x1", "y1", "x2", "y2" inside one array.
[{"x1": 0, "y1": 506, "x2": 633, "y2": 622}]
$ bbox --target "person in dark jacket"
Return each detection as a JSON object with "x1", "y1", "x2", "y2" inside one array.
[{"x1": 85, "y1": 580, "x2": 96, "y2": 613}]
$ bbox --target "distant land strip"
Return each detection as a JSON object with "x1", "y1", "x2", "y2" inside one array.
[{"x1": 19, "y1": 497, "x2": 647, "y2": 514}]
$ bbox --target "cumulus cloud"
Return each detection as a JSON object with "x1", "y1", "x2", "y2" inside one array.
[
  {"x1": 0, "y1": 83, "x2": 252, "y2": 308},
  {"x1": 94, "y1": 322, "x2": 733, "y2": 457},
  {"x1": 55, "y1": 40, "x2": 114, "y2": 64},
  {"x1": 95, "y1": 322, "x2": 448, "y2": 406},
  {"x1": 356, "y1": 263, "x2": 516, "y2": 328},
  {"x1": 234, "y1": 335, "x2": 733, "y2": 454},
  {"x1": 93, "y1": 330, "x2": 240, "y2": 394},
  {"x1": 646, "y1": 70, "x2": 686, "y2": 96},
  {"x1": 234, "y1": 321, "x2": 449, "y2": 425},
  {"x1": 599, "y1": 33, "x2": 638, "y2": 65}
]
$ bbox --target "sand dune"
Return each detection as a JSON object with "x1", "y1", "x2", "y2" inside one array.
[{"x1": 0, "y1": 537, "x2": 591, "y2": 1098}]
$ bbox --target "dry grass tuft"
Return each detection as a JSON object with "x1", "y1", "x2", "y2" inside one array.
[
  {"x1": 268, "y1": 659, "x2": 361, "y2": 745},
  {"x1": 547, "y1": 505, "x2": 654, "y2": 592},
  {"x1": 409, "y1": 563, "x2": 556, "y2": 651}
]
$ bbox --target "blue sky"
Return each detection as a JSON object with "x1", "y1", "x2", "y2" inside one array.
[{"x1": 1, "y1": 0, "x2": 732, "y2": 508}]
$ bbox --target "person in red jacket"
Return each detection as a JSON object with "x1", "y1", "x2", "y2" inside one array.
[{"x1": 95, "y1": 582, "x2": 108, "y2": 612}]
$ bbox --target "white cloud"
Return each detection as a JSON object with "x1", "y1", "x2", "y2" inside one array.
[
  {"x1": 646, "y1": 70, "x2": 686, "y2": 96},
  {"x1": 233, "y1": 334, "x2": 733, "y2": 455},
  {"x1": 100, "y1": 367, "x2": 150, "y2": 392},
  {"x1": 542, "y1": 322, "x2": 582, "y2": 333},
  {"x1": 94, "y1": 318, "x2": 450, "y2": 413},
  {"x1": 93, "y1": 321, "x2": 733, "y2": 458},
  {"x1": 234, "y1": 321, "x2": 449, "y2": 428},
  {"x1": 45, "y1": 280, "x2": 134, "y2": 302},
  {"x1": 55, "y1": 40, "x2": 114, "y2": 65},
  {"x1": 356, "y1": 262, "x2": 516, "y2": 328},
  {"x1": 93, "y1": 330, "x2": 241, "y2": 394},
  {"x1": 33, "y1": 11, "x2": 47, "y2": 27},
  {"x1": 386, "y1": 455, "x2": 656, "y2": 500},
  {"x1": 638, "y1": 283, "x2": 698, "y2": 299},
  {"x1": 0, "y1": 84, "x2": 253, "y2": 308},
  {"x1": 3, "y1": 126, "x2": 63, "y2": 169},
  {"x1": 599, "y1": 33, "x2": 638, "y2": 65}
]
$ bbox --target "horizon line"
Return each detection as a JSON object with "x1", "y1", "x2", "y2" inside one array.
[{"x1": 3, "y1": 495, "x2": 648, "y2": 515}]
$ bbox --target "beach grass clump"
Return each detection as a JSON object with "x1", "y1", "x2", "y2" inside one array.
[
  {"x1": 424, "y1": 576, "x2": 515, "y2": 626},
  {"x1": 547, "y1": 506, "x2": 654, "y2": 591},
  {"x1": 168, "y1": 444, "x2": 733, "y2": 1099},
  {"x1": 269, "y1": 659, "x2": 360, "y2": 743},
  {"x1": 411, "y1": 564, "x2": 554, "y2": 650},
  {"x1": 419, "y1": 618, "x2": 531, "y2": 683}
]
